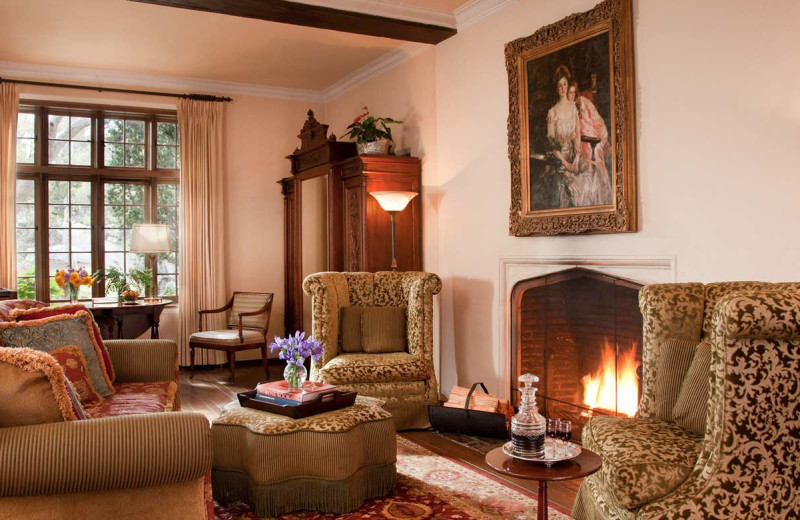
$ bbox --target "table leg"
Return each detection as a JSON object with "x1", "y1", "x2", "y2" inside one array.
[
  {"x1": 116, "y1": 317, "x2": 124, "y2": 339},
  {"x1": 537, "y1": 480, "x2": 548, "y2": 520},
  {"x1": 150, "y1": 319, "x2": 160, "y2": 339}
]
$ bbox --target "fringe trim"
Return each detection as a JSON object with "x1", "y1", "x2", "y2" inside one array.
[
  {"x1": 0, "y1": 311, "x2": 116, "y2": 395},
  {"x1": 0, "y1": 346, "x2": 81, "y2": 421},
  {"x1": 212, "y1": 463, "x2": 396, "y2": 517},
  {"x1": 164, "y1": 381, "x2": 179, "y2": 412},
  {"x1": 9, "y1": 303, "x2": 116, "y2": 383}
]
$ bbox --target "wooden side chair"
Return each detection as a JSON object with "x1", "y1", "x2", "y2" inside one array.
[{"x1": 189, "y1": 292, "x2": 273, "y2": 385}]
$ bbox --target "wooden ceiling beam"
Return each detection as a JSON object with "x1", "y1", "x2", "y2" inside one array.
[{"x1": 128, "y1": 0, "x2": 457, "y2": 44}]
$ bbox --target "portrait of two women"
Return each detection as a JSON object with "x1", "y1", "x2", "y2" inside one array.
[{"x1": 527, "y1": 32, "x2": 613, "y2": 211}]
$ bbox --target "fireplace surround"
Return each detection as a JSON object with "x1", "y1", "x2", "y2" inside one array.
[{"x1": 509, "y1": 267, "x2": 644, "y2": 441}]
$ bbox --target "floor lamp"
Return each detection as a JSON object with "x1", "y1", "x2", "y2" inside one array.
[
  {"x1": 130, "y1": 223, "x2": 171, "y2": 300},
  {"x1": 369, "y1": 191, "x2": 418, "y2": 271}
]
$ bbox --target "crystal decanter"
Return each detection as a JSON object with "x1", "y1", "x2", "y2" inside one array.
[{"x1": 510, "y1": 373, "x2": 546, "y2": 458}]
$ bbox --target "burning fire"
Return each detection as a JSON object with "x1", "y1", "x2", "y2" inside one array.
[{"x1": 581, "y1": 339, "x2": 640, "y2": 417}]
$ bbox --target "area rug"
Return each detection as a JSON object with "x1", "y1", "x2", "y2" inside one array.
[{"x1": 215, "y1": 435, "x2": 571, "y2": 520}]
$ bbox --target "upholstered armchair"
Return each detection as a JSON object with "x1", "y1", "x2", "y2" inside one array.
[
  {"x1": 573, "y1": 282, "x2": 800, "y2": 520},
  {"x1": 302, "y1": 271, "x2": 441, "y2": 430}
]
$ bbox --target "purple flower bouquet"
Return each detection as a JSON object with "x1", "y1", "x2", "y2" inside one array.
[{"x1": 268, "y1": 331, "x2": 324, "y2": 389}]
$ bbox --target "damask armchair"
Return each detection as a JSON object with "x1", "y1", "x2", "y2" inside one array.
[
  {"x1": 573, "y1": 282, "x2": 800, "y2": 520},
  {"x1": 302, "y1": 271, "x2": 441, "y2": 430}
]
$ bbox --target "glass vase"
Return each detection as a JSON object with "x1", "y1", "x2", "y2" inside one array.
[
  {"x1": 283, "y1": 362, "x2": 308, "y2": 390},
  {"x1": 65, "y1": 284, "x2": 80, "y2": 304}
]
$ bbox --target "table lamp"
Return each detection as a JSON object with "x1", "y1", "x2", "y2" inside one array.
[
  {"x1": 369, "y1": 191, "x2": 418, "y2": 271},
  {"x1": 130, "y1": 223, "x2": 171, "y2": 300}
]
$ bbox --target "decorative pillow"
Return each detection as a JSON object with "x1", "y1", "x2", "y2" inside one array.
[
  {"x1": 0, "y1": 312, "x2": 114, "y2": 397},
  {"x1": 654, "y1": 338, "x2": 700, "y2": 421},
  {"x1": 361, "y1": 306, "x2": 406, "y2": 353},
  {"x1": 50, "y1": 345, "x2": 104, "y2": 407},
  {"x1": 340, "y1": 307, "x2": 364, "y2": 353},
  {"x1": 11, "y1": 303, "x2": 115, "y2": 383},
  {"x1": 0, "y1": 299, "x2": 47, "y2": 322},
  {"x1": 0, "y1": 347, "x2": 85, "y2": 426},
  {"x1": 672, "y1": 341, "x2": 712, "y2": 435}
]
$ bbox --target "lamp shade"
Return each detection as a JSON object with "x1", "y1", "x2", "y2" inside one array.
[
  {"x1": 129, "y1": 224, "x2": 171, "y2": 253},
  {"x1": 369, "y1": 191, "x2": 418, "y2": 213}
]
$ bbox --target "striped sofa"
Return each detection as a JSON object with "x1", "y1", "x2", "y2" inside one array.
[
  {"x1": 573, "y1": 282, "x2": 800, "y2": 520},
  {"x1": 0, "y1": 302, "x2": 212, "y2": 520}
]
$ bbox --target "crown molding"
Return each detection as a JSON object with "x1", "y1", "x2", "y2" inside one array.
[
  {"x1": 0, "y1": 61, "x2": 324, "y2": 103},
  {"x1": 455, "y1": 0, "x2": 516, "y2": 30},
  {"x1": 290, "y1": 0, "x2": 456, "y2": 28},
  {"x1": 321, "y1": 42, "x2": 428, "y2": 102},
  {"x1": 0, "y1": 1, "x2": 515, "y2": 105}
]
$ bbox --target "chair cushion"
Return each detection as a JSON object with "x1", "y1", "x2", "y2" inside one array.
[
  {"x1": 653, "y1": 338, "x2": 699, "y2": 421},
  {"x1": 318, "y1": 352, "x2": 428, "y2": 384},
  {"x1": 11, "y1": 303, "x2": 116, "y2": 383},
  {"x1": 229, "y1": 293, "x2": 271, "y2": 329},
  {"x1": 189, "y1": 329, "x2": 265, "y2": 346},
  {"x1": 0, "y1": 311, "x2": 114, "y2": 397},
  {"x1": 0, "y1": 346, "x2": 85, "y2": 426},
  {"x1": 582, "y1": 415, "x2": 703, "y2": 510},
  {"x1": 672, "y1": 341, "x2": 712, "y2": 435},
  {"x1": 49, "y1": 345, "x2": 104, "y2": 407},
  {"x1": 362, "y1": 306, "x2": 406, "y2": 353},
  {"x1": 84, "y1": 381, "x2": 178, "y2": 418},
  {"x1": 339, "y1": 307, "x2": 364, "y2": 352}
]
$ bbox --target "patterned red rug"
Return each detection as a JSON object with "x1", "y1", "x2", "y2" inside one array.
[{"x1": 215, "y1": 436, "x2": 572, "y2": 520}]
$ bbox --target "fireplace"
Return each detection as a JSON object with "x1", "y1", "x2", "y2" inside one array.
[{"x1": 509, "y1": 268, "x2": 643, "y2": 442}]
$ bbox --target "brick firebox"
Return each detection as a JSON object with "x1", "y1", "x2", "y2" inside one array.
[{"x1": 509, "y1": 268, "x2": 643, "y2": 442}]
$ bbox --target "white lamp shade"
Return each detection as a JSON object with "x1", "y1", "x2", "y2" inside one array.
[
  {"x1": 369, "y1": 191, "x2": 418, "y2": 213},
  {"x1": 129, "y1": 224, "x2": 171, "y2": 253}
]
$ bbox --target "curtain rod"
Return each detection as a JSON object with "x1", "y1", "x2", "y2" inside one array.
[{"x1": 0, "y1": 77, "x2": 232, "y2": 103}]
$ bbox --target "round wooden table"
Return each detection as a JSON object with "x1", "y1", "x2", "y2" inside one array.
[{"x1": 485, "y1": 445, "x2": 601, "y2": 520}]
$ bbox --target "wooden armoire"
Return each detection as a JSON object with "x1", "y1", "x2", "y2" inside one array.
[{"x1": 280, "y1": 110, "x2": 422, "y2": 334}]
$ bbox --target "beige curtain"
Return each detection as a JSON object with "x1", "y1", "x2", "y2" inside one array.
[
  {"x1": 177, "y1": 99, "x2": 227, "y2": 366},
  {"x1": 0, "y1": 83, "x2": 19, "y2": 290}
]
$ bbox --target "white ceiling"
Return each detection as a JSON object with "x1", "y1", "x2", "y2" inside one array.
[{"x1": 0, "y1": 0, "x2": 506, "y2": 100}]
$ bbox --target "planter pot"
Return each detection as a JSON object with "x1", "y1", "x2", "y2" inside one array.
[{"x1": 357, "y1": 139, "x2": 391, "y2": 155}]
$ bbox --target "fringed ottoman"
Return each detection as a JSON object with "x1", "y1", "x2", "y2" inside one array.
[{"x1": 211, "y1": 395, "x2": 396, "y2": 517}]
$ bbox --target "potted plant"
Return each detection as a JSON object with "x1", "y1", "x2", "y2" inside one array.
[
  {"x1": 102, "y1": 266, "x2": 154, "y2": 304},
  {"x1": 342, "y1": 106, "x2": 402, "y2": 155}
]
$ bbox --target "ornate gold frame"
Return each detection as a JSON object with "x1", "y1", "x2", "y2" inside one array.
[{"x1": 506, "y1": 0, "x2": 637, "y2": 236}]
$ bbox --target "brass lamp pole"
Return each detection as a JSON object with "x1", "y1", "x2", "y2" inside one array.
[{"x1": 369, "y1": 191, "x2": 418, "y2": 271}]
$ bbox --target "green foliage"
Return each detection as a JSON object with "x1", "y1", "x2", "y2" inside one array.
[
  {"x1": 341, "y1": 107, "x2": 403, "y2": 144},
  {"x1": 103, "y1": 266, "x2": 128, "y2": 296},
  {"x1": 128, "y1": 267, "x2": 154, "y2": 293}
]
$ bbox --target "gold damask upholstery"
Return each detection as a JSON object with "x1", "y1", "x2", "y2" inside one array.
[
  {"x1": 303, "y1": 271, "x2": 441, "y2": 430},
  {"x1": 573, "y1": 282, "x2": 800, "y2": 520}
]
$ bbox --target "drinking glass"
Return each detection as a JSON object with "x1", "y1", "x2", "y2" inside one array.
[
  {"x1": 558, "y1": 419, "x2": 572, "y2": 456},
  {"x1": 546, "y1": 418, "x2": 559, "y2": 457}
]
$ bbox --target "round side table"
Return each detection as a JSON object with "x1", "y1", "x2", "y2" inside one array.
[{"x1": 485, "y1": 446, "x2": 601, "y2": 520}]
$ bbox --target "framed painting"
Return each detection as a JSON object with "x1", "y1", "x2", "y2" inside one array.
[{"x1": 506, "y1": 0, "x2": 637, "y2": 236}]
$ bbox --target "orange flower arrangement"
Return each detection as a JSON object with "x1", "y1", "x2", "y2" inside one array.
[{"x1": 54, "y1": 267, "x2": 99, "y2": 302}]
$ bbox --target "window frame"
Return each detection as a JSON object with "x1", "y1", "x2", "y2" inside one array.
[{"x1": 15, "y1": 101, "x2": 180, "y2": 303}]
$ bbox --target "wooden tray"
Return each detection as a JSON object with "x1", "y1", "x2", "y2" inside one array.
[{"x1": 237, "y1": 389, "x2": 357, "y2": 419}]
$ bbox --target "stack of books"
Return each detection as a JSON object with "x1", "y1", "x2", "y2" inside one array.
[{"x1": 255, "y1": 380, "x2": 339, "y2": 407}]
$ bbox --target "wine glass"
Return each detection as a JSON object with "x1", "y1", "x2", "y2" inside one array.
[
  {"x1": 546, "y1": 418, "x2": 559, "y2": 457},
  {"x1": 558, "y1": 419, "x2": 572, "y2": 456}
]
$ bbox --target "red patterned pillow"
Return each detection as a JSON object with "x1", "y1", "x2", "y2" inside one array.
[
  {"x1": 0, "y1": 300, "x2": 47, "y2": 322},
  {"x1": 11, "y1": 304, "x2": 116, "y2": 383},
  {"x1": 50, "y1": 345, "x2": 104, "y2": 407}
]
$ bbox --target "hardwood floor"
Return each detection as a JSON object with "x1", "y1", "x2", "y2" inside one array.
[{"x1": 180, "y1": 363, "x2": 580, "y2": 513}]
